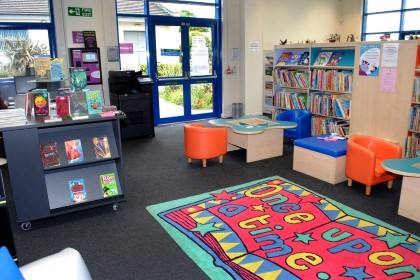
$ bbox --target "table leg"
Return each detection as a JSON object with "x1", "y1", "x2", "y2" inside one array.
[{"x1": 398, "y1": 176, "x2": 420, "y2": 223}]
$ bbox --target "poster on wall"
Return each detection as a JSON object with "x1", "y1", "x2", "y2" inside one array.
[
  {"x1": 359, "y1": 43, "x2": 381, "y2": 76},
  {"x1": 381, "y1": 43, "x2": 399, "y2": 67},
  {"x1": 380, "y1": 68, "x2": 397, "y2": 93}
]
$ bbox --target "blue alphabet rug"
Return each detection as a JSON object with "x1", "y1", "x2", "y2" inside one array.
[{"x1": 146, "y1": 176, "x2": 420, "y2": 279}]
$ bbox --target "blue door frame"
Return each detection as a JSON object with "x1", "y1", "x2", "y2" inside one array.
[{"x1": 148, "y1": 17, "x2": 222, "y2": 125}]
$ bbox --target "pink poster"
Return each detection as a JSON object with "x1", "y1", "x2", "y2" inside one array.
[
  {"x1": 119, "y1": 43, "x2": 134, "y2": 54},
  {"x1": 380, "y1": 68, "x2": 397, "y2": 92}
]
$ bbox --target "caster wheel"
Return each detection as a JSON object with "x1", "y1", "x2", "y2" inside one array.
[
  {"x1": 113, "y1": 203, "x2": 119, "y2": 211},
  {"x1": 21, "y1": 222, "x2": 31, "y2": 231}
]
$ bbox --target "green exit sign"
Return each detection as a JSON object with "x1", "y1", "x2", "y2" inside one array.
[{"x1": 68, "y1": 7, "x2": 92, "y2": 17}]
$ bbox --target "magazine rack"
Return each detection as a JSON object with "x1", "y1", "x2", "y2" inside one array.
[{"x1": 0, "y1": 115, "x2": 126, "y2": 230}]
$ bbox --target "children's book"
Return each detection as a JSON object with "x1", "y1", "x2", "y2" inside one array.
[
  {"x1": 85, "y1": 90, "x2": 103, "y2": 115},
  {"x1": 34, "y1": 57, "x2": 51, "y2": 80},
  {"x1": 286, "y1": 53, "x2": 302, "y2": 65},
  {"x1": 83, "y1": 31, "x2": 97, "y2": 48},
  {"x1": 327, "y1": 52, "x2": 344, "y2": 66},
  {"x1": 68, "y1": 178, "x2": 87, "y2": 204},
  {"x1": 50, "y1": 58, "x2": 65, "y2": 80},
  {"x1": 55, "y1": 95, "x2": 70, "y2": 116},
  {"x1": 64, "y1": 139, "x2": 84, "y2": 164},
  {"x1": 69, "y1": 90, "x2": 89, "y2": 115},
  {"x1": 33, "y1": 89, "x2": 49, "y2": 116},
  {"x1": 92, "y1": 136, "x2": 111, "y2": 159},
  {"x1": 100, "y1": 173, "x2": 119, "y2": 197},
  {"x1": 276, "y1": 52, "x2": 292, "y2": 66},
  {"x1": 70, "y1": 112, "x2": 89, "y2": 120},
  {"x1": 313, "y1": 51, "x2": 333, "y2": 66},
  {"x1": 298, "y1": 52, "x2": 310, "y2": 65},
  {"x1": 69, "y1": 67, "x2": 87, "y2": 91},
  {"x1": 40, "y1": 141, "x2": 60, "y2": 168}
]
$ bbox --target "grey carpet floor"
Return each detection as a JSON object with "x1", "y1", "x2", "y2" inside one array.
[{"x1": 2, "y1": 121, "x2": 419, "y2": 279}]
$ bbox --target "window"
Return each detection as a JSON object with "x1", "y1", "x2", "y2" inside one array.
[
  {"x1": 0, "y1": 0, "x2": 56, "y2": 78},
  {"x1": 362, "y1": 0, "x2": 420, "y2": 40}
]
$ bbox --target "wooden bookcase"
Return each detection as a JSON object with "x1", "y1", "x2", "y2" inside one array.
[
  {"x1": 405, "y1": 44, "x2": 420, "y2": 158},
  {"x1": 263, "y1": 50, "x2": 274, "y2": 114},
  {"x1": 272, "y1": 44, "x2": 310, "y2": 120},
  {"x1": 350, "y1": 40, "x2": 419, "y2": 148},
  {"x1": 0, "y1": 115, "x2": 126, "y2": 230}
]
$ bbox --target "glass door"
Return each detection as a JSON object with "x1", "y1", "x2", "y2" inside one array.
[{"x1": 149, "y1": 19, "x2": 220, "y2": 125}]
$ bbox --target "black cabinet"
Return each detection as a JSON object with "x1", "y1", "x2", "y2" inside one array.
[
  {"x1": 109, "y1": 71, "x2": 155, "y2": 139},
  {"x1": 1, "y1": 116, "x2": 126, "y2": 230}
]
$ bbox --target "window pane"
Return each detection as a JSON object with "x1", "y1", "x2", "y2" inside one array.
[
  {"x1": 0, "y1": 29, "x2": 50, "y2": 77},
  {"x1": 365, "y1": 33, "x2": 399, "y2": 41},
  {"x1": 150, "y1": 2, "x2": 215, "y2": 18},
  {"x1": 403, "y1": 10, "x2": 420, "y2": 30},
  {"x1": 366, "y1": 0, "x2": 401, "y2": 13},
  {"x1": 405, "y1": 0, "x2": 420, "y2": 9},
  {"x1": 159, "y1": 84, "x2": 184, "y2": 118},
  {"x1": 116, "y1": 0, "x2": 145, "y2": 15},
  {"x1": 190, "y1": 27, "x2": 212, "y2": 76},
  {"x1": 117, "y1": 17, "x2": 148, "y2": 72},
  {"x1": 365, "y1": 13, "x2": 401, "y2": 32},
  {"x1": 0, "y1": 0, "x2": 51, "y2": 22},
  {"x1": 191, "y1": 83, "x2": 213, "y2": 115},
  {"x1": 166, "y1": 0, "x2": 215, "y2": 3}
]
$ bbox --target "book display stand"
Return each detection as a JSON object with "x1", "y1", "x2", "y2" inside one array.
[{"x1": 0, "y1": 115, "x2": 126, "y2": 230}]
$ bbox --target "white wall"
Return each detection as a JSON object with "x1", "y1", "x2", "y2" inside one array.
[{"x1": 53, "y1": 0, "x2": 120, "y2": 104}]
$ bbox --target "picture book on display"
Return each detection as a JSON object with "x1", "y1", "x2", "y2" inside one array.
[
  {"x1": 85, "y1": 90, "x2": 103, "y2": 115},
  {"x1": 33, "y1": 89, "x2": 49, "y2": 116},
  {"x1": 50, "y1": 58, "x2": 65, "y2": 80},
  {"x1": 92, "y1": 136, "x2": 111, "y2": 159},
  {"x1": 286, "y1": 53, "x2": 302, "y2": 65},
  {"x1": 64, "y1": 139, "x2": 84, "y2": 164},
  {"x1": 68, "y1": 178, "x2": 87, "y2": 204},
  {"x1": 313, "y1": 52, "x2": 333, "y2": 66},
  {"x1": 276, "y1": 52, "x2": 292, "y2": 66},
  {"x1": 55, "y1": 95, "x2": 70, "y2": 116},
  {"x1": 34, "y1": 57, "x2": 51, "y2": 80},
  {"x1": 327, "y1": 52, "x2": 344, "y2": 66},
  {"x1": 298, "y1": 52, "x2": 310, "y2": 65},
  {"x1": 40, "y1": 141, "x2": 60, "y2": 168},
  {"x1": 100, "y1": 173, "x2": 119, "y2": 197},
  {"x1": 69, "y1": 67, "x2": 87, "y2": 91}
]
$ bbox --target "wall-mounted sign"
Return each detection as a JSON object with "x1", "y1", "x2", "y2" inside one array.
[
  {"x1": 68, "y1": 7, "x2": 92, "y2": 17},
  {"x1": 72, "y1": 31, "x2": 84, "y2": 44},
  {"x1": 161, "y1": 49, "x2": 180, "y2": 56},
  {"x1": 119, "y1": 43, "x2": 134, "y2": 54}
]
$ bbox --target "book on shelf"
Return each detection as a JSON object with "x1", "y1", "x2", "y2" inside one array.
[
  {"x1": 92, "y1": 136, "x2": 111, "y2": 159},
  {"x1": 336, "y1": 98, "x2": 351, "y2": 119},
  {"x1": 69, "y1": 67, "x2": 87, "y2": 91},
  {"x1": 413, "y1": 76, "x2": 420, "y2": 103},
  {"x1": 100, "y1": 173, "x2": 119, "y2": 197},
  {"x1": 326, "y1": 52, "x2": 344, "y2": 66},
  {"x1": 68, "y1": 178, "x2": 87, "y2": 204},
  {"x1": 276, "y1": 52, "x2": 292, "y2": 67},
  {"x1": 286, "y1": 53, "x2": 302, "y2": 65},
  {"x1": 50, "y1": 58, "x2": 65, "y2": 80},
  {"x1": 70, "y1": 112, "x2": 89, "y2": 120},
  {"x1": 298, "y1": 52, "x2": 310, "y2": 65},
  {"x1": 69, "y1": 90, "x2": 89, "y2": 116},
  {"x1": 313, "y1": 52, "x2": 333, "y2": 66},
  {"x1": 85, "y1": 89, "x2": 103, "y2": 115},
  {"x1": 33, "y1": 89, "x2": 50, "y2": 116},
  {"x1": 42, "y1": 115, "x2": 62, "y2": 123},
  {"x1": 64, "y1": 139, "x2": 84, "y2": 164},
  {"x1": 55, "y1": 95, "x2": 70, "y2": 116},
  {"x1": 40, "y1": 141, "x2": 60, "y2": 168},
  {"x1": 34, "y1": 57, "x2": 52, "y2": 81},
  {"x1": 83, "y1": 30, "x2": 97, "y2": 48}
]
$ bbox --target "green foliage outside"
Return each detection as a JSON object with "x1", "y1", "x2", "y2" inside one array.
[{"x1": 0, "y1": 36, "x2": 49, "y2": 77}]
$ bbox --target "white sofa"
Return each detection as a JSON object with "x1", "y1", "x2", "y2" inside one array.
[{"x1": 0, "y1": 246, "x2": 92, "y2": 280}]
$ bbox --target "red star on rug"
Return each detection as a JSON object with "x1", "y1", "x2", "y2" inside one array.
[
  {"x1": 299, "y1": 194, "x2": 324, "y2": 205},
  {"x1": 211, "y1": 190, "x2": 236, "y2": 201}
]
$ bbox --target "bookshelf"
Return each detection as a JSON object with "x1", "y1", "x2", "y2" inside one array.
[
  {"x1": 405, "y1": 44, "x2": 420, "y2": 158},
  {"x1": 309, "y1": 42, "x2": 355, "y2": 136},
  {"x1": 272, "y1": 44, "x2": 310, "y2": 120},
  {"x1": 263, "y1": 50, "x2": 274, "y2": 114},
  {"x1": 0, "y1": 115, "x2": 126, "y2": 230}
]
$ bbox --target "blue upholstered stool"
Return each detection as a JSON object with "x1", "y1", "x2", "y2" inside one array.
[{"x1": 293, "y1": 136, "x2": 348, "y2": 184}]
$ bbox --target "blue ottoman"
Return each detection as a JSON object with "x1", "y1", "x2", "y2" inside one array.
[{"x1": 293, "y1": 136, "x2": 348, "y2": 184}]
